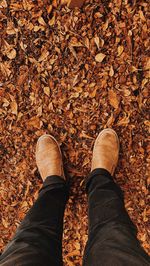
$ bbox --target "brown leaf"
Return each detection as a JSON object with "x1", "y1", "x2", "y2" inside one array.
[
  {"x1": 48, "y1": 16, "x2": 55, "y2": 26},
  {"x1": 27, "y1": 116, "x2": 41, "y2": 129},
  {"x1": 2, "y1": 218, "x2": 9, "y2": 228},
  {"x1": 89, "y1": 88, "x2": 97, "y2": 98},
  {"x1": 117, "y1": 114, "x2": 130, "y2": 126},
  {"x1": 7, "y1": 48, "x2": 16, "y2": 59},
  {"x1": 108, "y1": 90, "x2": 120, "y2": 109},
  {"x1": 38, "y1": 17, "x2": 46, "y2": 26},
  {"x1": 94, "y1": 36, "x2": 100, "y2": 49},
  {"x1": 84, "y1": 37, "x2": 90, "y2": 49},
  {"x1": 0, "y1": 0, "x2": 7, "y2": 8},
  {"x1": 106, "y1": 113, "x2": 115, "y2": 127},
  {"x1": 70, "y1": 38, "x2": 83, "y2": 47},
  {"x1": 17, "y1": 66, "x2": 29, "y2": 86},
  {"x1": 103, "y1": 20, "x2": 108, "y2": 31},
  {"x1": 109, "y1": 65, "x2": 114, "y2": 77},
  {"x1": 37, "y1": 105, "x2": 42, "y2": 117},
  {"x1": 69, "y1": 45, "x2": 78, "y2": 60},
  {"x1": 10, "y1": 101, "x2": 18, "y2": 115},
  {"x1": 139, "y1": 10, "x2": 146, "y2": 21},
  {"x1": 117, "y1": 45, "x2": 124, "y2": 56},
  {"x1": 38, "y1": 50, "x2": 49, "y2": 62},
  {"x1": 0, "y1": 62, "x2": 11, "y2": 77},
  {"x1": 144, "y1": 58, "x2": 150, "y2": 70},
  {"x1": 95, "y1": 53, "x2": 106, "y2": 63},
  {"x1": 43, "y1": 87, "x2": 50, "y2": 96}
]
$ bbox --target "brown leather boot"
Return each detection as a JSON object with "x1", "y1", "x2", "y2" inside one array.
[
  {"x1": 36, "y1": 135, "x2": 65, "y2": 181},
  {"x1": 91, "y1": 128, "x2": 119, "y2": 175}
]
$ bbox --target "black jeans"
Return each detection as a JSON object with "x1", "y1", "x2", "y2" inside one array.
[{"x1": 1, "y1": 169, "x2": 149, "y2": 266}]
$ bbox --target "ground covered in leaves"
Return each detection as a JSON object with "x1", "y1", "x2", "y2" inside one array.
[{"x1": 0, "y1": 0, "x2": 150, "y2": 264}]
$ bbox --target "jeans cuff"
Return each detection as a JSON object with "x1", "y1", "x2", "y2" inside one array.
[
  {"x1": 39, "y1": 175, "x2": 69, "y2": 199},
  {"x1": 85, "y1": 168, "x2": 113, "y2": 192}
]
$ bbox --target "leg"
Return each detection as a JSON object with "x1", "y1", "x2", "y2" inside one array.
[
  {"x1": 83, "y1": 129, "x2": 150, "y2": 266},
  {"x1": 1, "y1": 135, "x2": 68, "y2": 266}
]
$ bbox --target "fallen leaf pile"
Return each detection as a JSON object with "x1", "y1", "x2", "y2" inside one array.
[{"x1": 0, "y1": 0, "x2": 149, "y2": 264}]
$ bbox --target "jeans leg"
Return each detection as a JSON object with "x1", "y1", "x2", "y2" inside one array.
[
  {"x1": 83, "y1": 168, "x2": 150, "y2": 266},
  {"x1": 0, "y1": 176, "x2": 69, "y2": 266}
]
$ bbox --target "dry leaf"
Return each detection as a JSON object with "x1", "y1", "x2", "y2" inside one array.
[
  {"x1": 117, "y1": 114, "x2": 130, "y2": 126},
  {"x1": 0, "y1": 62, "x2": 11, "y2": 77},
  {"x1": 6, "y1": 28, "x2": 16, "y2": 35},
  {"x1": 142, "y1": 78, "x2": 148, "y2": 88},
  {"x1": 70, "y1": 39, "x2": 82, "y2": 47},
  {"x1": 74, "y1": 86, "x2": 83, "y2": 92},
  {"x1": 106, "y1": 113, "x2": 115, "y2": 127},
  {"x1": 103, "y1": 20, "x2": 108, "y2": 31},
  {"x1": 144, "y1": 58, "x2": 150, "y2": 70},
  {"x1": 144, "y1": 120, "x2": 150, "y2": 127},
  {"x1": 2, "y1": 218, "x2": 9, "y2": 228},
  {"x1": 7, "y1": 48, "x2": 16, "y2": 59},
  {"x1": 22, "y1": 0, "x2": 34, "y2": 10},
  {"x1": 94, "y1": 12, "x2": 103, "y2": 18},
  {"x1": 139, "y1": 10, "x2": 146, "y2": 21},
  {"x1": 2, "y1": 98, "x2": 10, "y2": 107},
  {"x1": 109, "y1": 65, "x2": 114, "y2": 77},
  {"x1": 94, "y1": 36, "x2": 100, "y2": 49},
  {"x1": 17, "y1": 65, "x2": 29, "y2": 86},
  {"x1": 34, "y1": 25, "x2": 40, "y2": 32},
  {"x1": 80, "y1": 131, "x2": 94, "y2": 139},
  {"x1": 69, "y1": 45, "x2": 78, "y2": 60},
  {"x1": 108, "y1": 90, "x2": 120, "y2": 109},
  {"x1": 123, "y1": 89, "x2": 131, "y2": 96},
  {"x1": 100, "y1": 38, "x2": 104, "y2": 47},
  {"x1": 44, "y1": 86, "x2": 50, "y2": 96},
  {"x1": 38, "y1": 50, "x2": 49, "y2": 62},
  {"x1": 131, "y1": 66, "x2": 138, "y2": 72},
  {"x1": 27, "y1": 116, "x2": 41, "y2": 128},
  {"x1": 47, "y1": 5, "x2": 53, "y2": 14},
  {"x1": 117, "y1": 45, "x2": 124, "y2": 56},
  {"x1": 0, "y1": 0, "x2": 7, "y2": 8},
  {"x1": 38, "y1": 16, "x2": 46, "y2": 26},
  {"x1": 10, "y1": 101, "x2": 18, "y2": 115},
  {"x1": 89, "y1": 88, "x2": 97, "y2": 98},
  {"x1": 48, "y1": 16, "x2": 55, "y2": 26},
  {"x1": 84, "y1": 37, "x2": 90, "y2": 49},
  {"x1": 73, "y1": 74, "x2": 79, "y2": 87},
  {"x1": 37, "y1": 105, "x2": 42, "y2": 117},
  {"x1": 95, "y1": 53, "x2": 106, "y2": 63}
]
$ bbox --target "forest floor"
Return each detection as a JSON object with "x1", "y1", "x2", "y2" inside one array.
[{"x1": 0, "y1": 0, "x2": 149, "y2": 265}]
